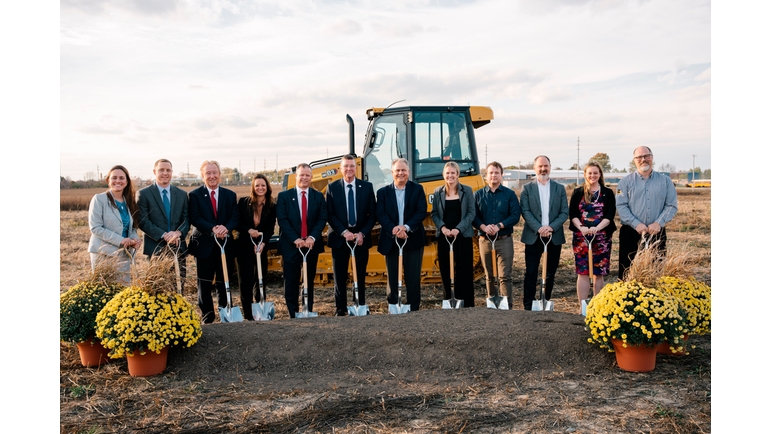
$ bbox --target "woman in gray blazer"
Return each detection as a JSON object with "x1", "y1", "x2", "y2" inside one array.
[
  {"x1": 88, "y1": 165, "x2": 142, "y2": 283},
  {"x1": 431, "y1": 161, "x2": 476, "y2": 307}
]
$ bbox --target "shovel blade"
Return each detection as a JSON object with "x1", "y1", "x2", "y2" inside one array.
[
  {"x1": 442, "y1": 299, "x2": 464, "y2": 309},
  {"x1": 295, "y1": 310, "x2": 319, "y2": 318},
  {"x1": 580, "y1": 299, "x2": 589, "y2": 316},
  {"x1": 388, "y1": 303, "x2": 411, "y2": 314},
  {"x1": 252, "y1": 302, "x2": 275, "y2": 321},
  {"x1": 218, "y1": 306, "x2": 244, "y2": 323},
  {"x1": 486, "y1": 296, "x2": 509, "y2": 310},
  {"x1": 348, "y1": 304, "x2": 370, "y2": 316}
]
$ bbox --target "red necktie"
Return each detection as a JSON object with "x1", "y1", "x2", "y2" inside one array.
[
  {"x1": 210, "y1": 190, "x2": 218, "y2": 219},
  {"x1": 301, "y1": 190, "x2": 308, "y2": 239}
]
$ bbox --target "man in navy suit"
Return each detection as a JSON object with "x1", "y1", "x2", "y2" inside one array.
[
  {"x1": 376, "y1": 158, "x2": 427, "y2": 311},
  {"x1": 188, "y1": 160, "x2": 239, "y2": 323},
  {"x1": 519, "y1": 155, "x2": 569, "y2": 310},
  {"x1": 136, "y1": 159, "x2": 190, "y2": 287},
  {"x1": 276, "y1": 163, "x2": 328, "y2": 318},
  {"x1": 326, "y1": 155, "x2": 377, "y2": 316}
]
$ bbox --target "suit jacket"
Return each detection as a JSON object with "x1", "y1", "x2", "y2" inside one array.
[
  {"x1": 431, "y1": 183, "x2": 476, "y2": 239},
  {"x1": 136, "y1": 183, "x2": 190, "y2": 256},
  {"x1": 88, "y1": 192, "x2": 139, "y2": 256},
  {"x1": 376, "y1": 181, "x2": 427, "y2": 255},
  {"x1": 236, "y1": 196, "x2": 277, "y2": 255},
  {"x1": 276, "y1": 187, "x2": 328, "y2": 258},
  {"x1": 519, "y1": 179, "x2": 569, "y2": 245},
  {"x1": 326, "y1": 178, "x2": 377, "y2": 250},
  {"x1": 188, "y1": 185, "x2": 239, "y2": 259},
  {"x1": 568, "y1": 185, "x2": 617, "y2": 235}
]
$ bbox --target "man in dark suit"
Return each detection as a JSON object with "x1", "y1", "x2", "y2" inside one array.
[
  {"x1": 376, "y1": 157, "x2": 427, "y2": 311},
  {"x1": 276, "y1": 163, "x2": 328, "y2": 318},
  {"x1": 519, "y1": 155, "x2": 569, "y2": 310},
  {"x1": 326, "y1": 155, "x2": 377, "y2": 316},
  {"x1": 136, "y1": 159, "x2": 190, "y2": 287},
  {"x1": 188, "y1": 160, "x2": 239, "y2": 323}
]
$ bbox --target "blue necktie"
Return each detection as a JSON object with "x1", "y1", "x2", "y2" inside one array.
[
  {"x1": 347, "y1": 184, "x2": 356, "y2": 227},
  {"x1": 162, "y1": 189, "x2": 171, "y2": 232}
]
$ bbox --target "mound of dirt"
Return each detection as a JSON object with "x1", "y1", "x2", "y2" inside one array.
[{"x1": 169, "y1": 308, "x2": 613, "y2": 394}]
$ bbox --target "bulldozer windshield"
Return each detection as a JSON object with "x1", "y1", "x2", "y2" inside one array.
[{"x1": 413, "y1": 111, "x2": 475, "y2": 181}]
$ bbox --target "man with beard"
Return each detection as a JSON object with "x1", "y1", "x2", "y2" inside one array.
[
  {"x1": 520, "y1": 155, "x2": 569, "y2": 310},
  {"x1": 616, "y1": 146, "x2": 678, "y2": 280}
]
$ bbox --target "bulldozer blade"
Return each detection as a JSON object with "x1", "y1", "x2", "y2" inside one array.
[{"x1": 486, "y1": 296, "x2": 509, "y2": 310}]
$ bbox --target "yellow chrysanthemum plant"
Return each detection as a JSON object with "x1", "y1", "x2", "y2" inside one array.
[
  {"x1": 95, "y1": 254, "x2": 202, "y2": 358},
  {"x1": 585, "y1": 280, "x2": 687, "y2": 352},
  {"x1": 60, "y1": 263, "x2": 126, "y2": 344},
  {"x1": 585, "y1": 240, "x2": 708, "y2": 353}
]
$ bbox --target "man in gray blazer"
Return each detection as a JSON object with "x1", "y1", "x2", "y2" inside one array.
[
  {"x1": 520, "y1": 155, "x2": 569, "y2": 310},
  {"x1": 136, "y1": 159, "x2": 190, "y2": 285}
]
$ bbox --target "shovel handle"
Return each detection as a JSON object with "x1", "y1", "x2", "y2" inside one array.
[
  {"x1": 449, "y1": 248, "x2": 455, "y2": 283},
  {"x1": 491, "y1": 247, "x2": 498, "y2": 279},
  {"x1": 220, "y1": 253, "x2": 230, "y2": 286}
]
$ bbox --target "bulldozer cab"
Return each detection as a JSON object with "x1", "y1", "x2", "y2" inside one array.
[{"x1": 361, "y1": 106, "x2": 489, "y2": 194}]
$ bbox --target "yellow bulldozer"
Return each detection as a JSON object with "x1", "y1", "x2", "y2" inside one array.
[{"x1": 266, "y1": 104, "x2": 494, "y2": 285}]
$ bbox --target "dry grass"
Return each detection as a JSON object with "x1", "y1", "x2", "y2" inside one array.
[{"x1": 625, "y1": 240, "x2": 703, "y2": 286}]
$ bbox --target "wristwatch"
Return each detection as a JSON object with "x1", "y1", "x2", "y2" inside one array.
[{"x1": 498, "y1": 223, "x2": 504, "y2": 229}]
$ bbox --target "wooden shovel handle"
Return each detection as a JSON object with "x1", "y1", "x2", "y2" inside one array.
[
  {"x1": 491, "y1": 246, "x2": 498, "y2": 279},
  {"x1": 220, "y1": 253, "x2": 229, "y2": 285}
]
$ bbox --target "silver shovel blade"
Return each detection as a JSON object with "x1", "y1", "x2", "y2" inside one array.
[
  {"x1": 348, "y1": 304, "x2": 370, "y2": 316},
  {"x1": 442, "y1": 299, "x2": 464, "y2": 309},
  {"x1": 252, "y1": 302, "x2": 275, "y2": 321},
  {"x1": 388, "y1": 303, "x2": 411, "y2": 314},
  {"x1": 295, "y1": 310, "x2": 319, "y2": 318},
  {"x1": 580, "y1": 299, "x2": 589, "y2": 316},
  {"x1": 486, "y1": 296, "x2": 509, "y2": 310},
  {"x1": 218, "y1": 305, "x2": 244, "y2": 323}
]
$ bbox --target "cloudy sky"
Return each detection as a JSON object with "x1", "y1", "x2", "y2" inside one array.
[{"x1": 60, "y1": 0, "x2": 710, "y2": 181}]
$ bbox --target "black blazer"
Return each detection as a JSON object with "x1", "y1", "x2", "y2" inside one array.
[
  {"x1": 236, "y1": 196, "x2": 277, "y2": 255},
  {"x1": 136, "y1": 183, "x2": 190, "y2": 256},
  {"x1": 326, "y1": 178, "x2": 377, "y2": 249},
  {"x1": 376, "y1": 181, "x2": 427, "y2": 255},
  {"x1": 568, "y1": 185, "x2": 617, "y2": 234},
  {"x1": 275, "y1": 187, "x2": 327, "y2": 258},
  {"x1": 188, "y1": 185, "x2": 239, "y2": 258}
]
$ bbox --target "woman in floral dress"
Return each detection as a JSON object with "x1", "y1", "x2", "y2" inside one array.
[{"x1": 569, "y1": 162, "x2": 616, "y2": 309}]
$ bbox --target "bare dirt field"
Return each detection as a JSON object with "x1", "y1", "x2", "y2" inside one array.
[{"x1": 60, "y1": 188, "x2": 711, "y2": 433}]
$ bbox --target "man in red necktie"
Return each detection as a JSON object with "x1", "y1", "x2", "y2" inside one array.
[{"x1": 276, "y1": 163, "x2": 328, "y2": 318}]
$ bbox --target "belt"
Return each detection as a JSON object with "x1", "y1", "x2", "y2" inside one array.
[{"x1": 480, "y1": 234, "x2": 510, "y2": 240}]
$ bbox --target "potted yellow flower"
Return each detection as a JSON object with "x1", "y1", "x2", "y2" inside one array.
[
  {"x1": 585, "y1": 280, "x2": 687, "y2": 371},
  {"x1": 95, "y1": 255, "x2": 203, "y2": 376},
  {"x1": 60, "y1": 266, "x2": 125, "y2": 367},
  {"x1": 656, "y1": 276, "x2": 711, "y2": 355}
]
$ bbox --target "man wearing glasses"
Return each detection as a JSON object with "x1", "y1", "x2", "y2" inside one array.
[{"x1": 616, "y1": 146, "x2": 678, "y2": 280}]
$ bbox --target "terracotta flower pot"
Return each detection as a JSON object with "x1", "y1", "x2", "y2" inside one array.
[
  {"x1": 611, "y1": 339, "x2": 657, "y2": 372},
  {"x1": 126, "y1": 347, "x2": 169, "y2": 377},
  {"x1": 656, "y1": 334, "x2": 689, "y2": 356},
  {"x1": 76, "y1": 338, "x2": 112, "y2": 367}
]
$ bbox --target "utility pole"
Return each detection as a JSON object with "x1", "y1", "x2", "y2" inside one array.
[
  {"x1": 576, "y1": 137, "x2": 580, "y2": 185},
  {"x1": 485, "y1": 144, "x2": 488, "y2": 167}
]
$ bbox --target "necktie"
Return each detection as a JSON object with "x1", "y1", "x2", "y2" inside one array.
[
  {"x1": 347, "y1": 184, "x2": 356, "y2": 227},
  {"x1": 301, "y1": 191, "x2": 308, "y2": 239},
  {"x1": 210, "y1": 190, "x2": 218, "y2": 220},
  {"x1": 162, "y1": 189, "x2": 171, "y2": 232}
]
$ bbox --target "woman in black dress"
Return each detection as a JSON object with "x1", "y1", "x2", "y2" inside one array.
[{"x1": 236, "y1": 174, "x2": 277, "y2": 320}]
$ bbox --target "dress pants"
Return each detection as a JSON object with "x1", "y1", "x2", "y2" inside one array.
[
  {"x1": 437, "y1": 235, "x2": 474, "y2": 307},
  {"x1": 195, "y1": 253, "x2": 229, "y2": 324},
  {"x1": 617, "y1": 225, "x2": 667, "y2": 280},
  {"x1": 282, "y1": 251, "x2": 319, "y2": 318},
  {"x1": 384, "y1": 246, "x2": 424, "y2": 311},
  {"x1": 236, "y1": 249, "x2": 270, "y2": 320},
  {"x1": 332, "y1": 244, "x2": 370, "y2": 313},
  {"x1": 523, "y1": 238, "x2": 562, "y2": 310},
  {"x1": 479, "y1": 235, "x2": 515, "y2": 307}
]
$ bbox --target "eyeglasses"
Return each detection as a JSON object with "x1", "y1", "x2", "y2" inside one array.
[{"x1": 633, "y1": 154, "x2": 652, "y2": 161}]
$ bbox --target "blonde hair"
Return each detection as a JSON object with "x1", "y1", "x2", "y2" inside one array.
[
  {"x1": 443, "y1": 161, "x2": 460, "y2": 194},
  {"x1": 199, "y1": 160, "x2": 221, "y2": 176}
]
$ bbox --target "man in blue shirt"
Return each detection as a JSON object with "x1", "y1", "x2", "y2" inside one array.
[
  {"x1": 473, "y1": 161, "x2": 521, "y2": 308},
  {"x1": 616, "y1": 146, "x2": 678, "y2": 280}
]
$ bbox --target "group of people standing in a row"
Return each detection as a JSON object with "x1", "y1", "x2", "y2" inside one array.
[{"x1": 87, "y1": 145, "x2": 677, "y2": 323}]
